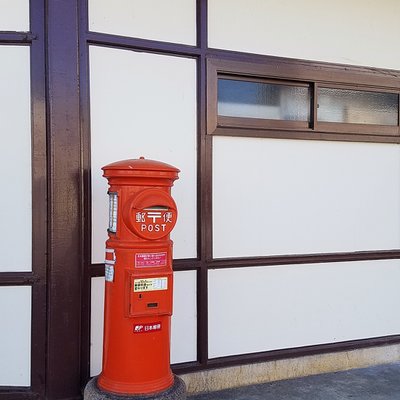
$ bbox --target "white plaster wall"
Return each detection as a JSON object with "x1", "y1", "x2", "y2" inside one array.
[
  {"x1": 90, "y1": 271, "x2": 197, "y2": 376},
  {"x1": 0, "y1": 0, "x2": 29, "y2": 30},
  {"x1": 208, "y1": 0, "x2": 400, "y2": 70},
  {"x1": 89, "y1": 0, "x2": 196, "y2": 45},
  {"x1": 0, "y1": 286, "x2": 31, "y2": 386},
  {"x1": 213, "y1": 136, "x2": 400, "y2": 259},
  {"x1": 90, "y1": 46, "x2": 197, "y2": 263},
  {"x1": 170, "y1": 270, "x2": 197, "y2": 364},
  {"x1": 208, "y1": 260, "x2": 400, "y2": 358},
  {"x1": 0, "y1": 46, "x2": 32, "y2": 272},
  {"x1": 90, "y1": 277, "x2": 105, "y2": 377}
]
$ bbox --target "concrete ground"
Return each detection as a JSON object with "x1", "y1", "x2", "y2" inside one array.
[{"x1": 188, "y1": 362, "x2": 400, "y2": 400}]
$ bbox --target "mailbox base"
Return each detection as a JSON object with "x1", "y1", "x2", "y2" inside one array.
[{"x1": 84, "y1": 375, "x2": 186, "y2": 400}]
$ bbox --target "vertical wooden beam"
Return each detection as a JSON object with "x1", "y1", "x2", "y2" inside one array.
[
  {"x1": 30, "y1": 0, "x2": 47, "y2": 397},
  {"x1": 46, "y1": 0, "x2": 82, "y2": 398},
  {"x1": 79, "y1": 0, "x2": 93, "y2": 386},
  {"x1": 197, "y1": 0, "x2": 210, "y2": 368}
]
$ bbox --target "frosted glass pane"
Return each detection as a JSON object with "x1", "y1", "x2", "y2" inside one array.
[
  {"x1": 318, "y1": 88, "x2": 398, "y2": 125},
  {"x1": 0, "y1": 286, "x2": 31, "y2": 386},
  {"x1": 0, "y1": 46, "x2": 31, "y2": 272},
  {"x1": 89, "y1": 0, "x2": 196, "y2": 45},
  {"x1": 218, "y1": 79, "x2": 310, "y2": 121},
  {"x1": 0, "y1": 0, "x2": 29, "y2": 30}
]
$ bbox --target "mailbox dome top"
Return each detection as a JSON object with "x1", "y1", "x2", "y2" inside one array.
[
  {"x1": 102, "y1": 157, "x2": 180, "y2": 173},
  {"x1": 102, "y1": 158, "x2": 180, "y2": 185}
]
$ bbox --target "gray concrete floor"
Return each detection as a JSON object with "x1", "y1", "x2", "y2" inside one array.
[{"x1": 188, "y1": 362, "x2": 400, "y2": 400}]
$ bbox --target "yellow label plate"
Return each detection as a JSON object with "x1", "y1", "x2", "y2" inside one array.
[{"x1": 133, "y1": 277, "x2": 168, "y2": 292}]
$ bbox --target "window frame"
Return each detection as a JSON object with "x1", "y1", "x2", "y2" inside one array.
[{"x1": 207, "y1": 58, "x2": 400, "y2": 143}]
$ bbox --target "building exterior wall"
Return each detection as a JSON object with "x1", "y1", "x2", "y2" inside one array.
[
  {"x1": 208, "y1": 261, "x2": 400, "y2": 358},
  {"x1": 0, "y1": 2, "x2": 32, "y2": 390},
  {"x1": 213, "y1": 137, "x2": 400, "y2": 257},
  {"x1": 89, "y1": 46, "x2": 198, "y2": 263},
  {"x1": 87, "y1": 0, "x2": 400, "y2": 387},
  {"x1": 208, "y1": 0, "x2": 400, "y2": 70},
  {"x1": 88, "y1": 0, "x2": 196, "y2": 45},
  {"x1": 0, "y1": 1, "x2": 400, "y2": 399},
  {"x1": 0, "y1": 0, "x2": 29, "y2": 30}
]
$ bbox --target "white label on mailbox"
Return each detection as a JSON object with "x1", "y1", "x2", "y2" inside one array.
[
  {"x1": 133, "y1": 277, "x2": 168, "y2": 292},
  {"x1": 108, "y1": 192, "x2": 118, "y2": 233},
  {"x1": 105, "y1": 264, "x2": 114, "y2": 282}
]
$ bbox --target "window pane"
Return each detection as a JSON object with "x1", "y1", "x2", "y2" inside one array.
[
  {"x1": 318, "y1": 88, "x2": 398, "y2": 125},
  {"x1": 218, "y1": 79, "x2": 310, "y2": 121}
]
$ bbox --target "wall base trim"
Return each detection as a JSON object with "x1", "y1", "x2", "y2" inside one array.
[{"x1": 179, "y1": 343, "x2": 400, "y2": 394}]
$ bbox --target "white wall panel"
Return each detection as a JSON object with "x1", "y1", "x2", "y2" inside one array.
[
  {"x1": 171, "y1": 270, "x2": 197, "y2": 364},
  {"x1": 213, "y1": 137, "x2": 400, "y2": 258},
  {"x1": 0, "y1": 286, "x2": 31, "y2": 386},
  {"x1": 208, "y1": 0, "x2": 400, "y2": 70},
  {"x1": 90, "y1": 271, "x2": 197, "y2": 376},
  {"x1": 0, "y1": 46, "x2": 31, "y2": 272},
  {"x1": 90, "y1": 277, "x2": 105, "y2": 377},
  {"x1": 208, "y1": 260, "x2": 400, "y2": 358},
  {"x1": 89, "y1": 0, "x2": 196, "y2": 45},
  {"x1": 0, "y1": 0, "x2": 29, "y2": 30},
  {"x1": 90, "y1": 46, "x2": 197, "y2": 263}
]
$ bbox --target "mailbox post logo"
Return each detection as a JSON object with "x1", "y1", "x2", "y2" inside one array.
[
  {"x1": 133, "y1": 322, "x2": 162, "y2": 334},
  {"x1": 132, "y1": 207, "x2": 177, "y2": 239}
]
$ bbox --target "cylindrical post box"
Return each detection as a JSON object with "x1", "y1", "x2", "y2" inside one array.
[{"x1": 95, "y1": 157, "x2": 182, "y2": 396}]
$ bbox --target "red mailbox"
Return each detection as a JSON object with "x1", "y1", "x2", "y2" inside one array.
[{"x1": 96, "y1": 157, "x2": 181, "y2": 396}]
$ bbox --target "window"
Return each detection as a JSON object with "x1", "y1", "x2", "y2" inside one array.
[{"x1": 207, "y1": 58, "x2": 400, "y2": 143}]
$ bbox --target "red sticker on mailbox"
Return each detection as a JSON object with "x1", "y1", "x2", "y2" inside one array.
[
  {"x1": 133, "y1": 322, "x2": 162, "y2": 334},
  {"x1": 135, "y1": 252, "x2": 167, "y2": 268}
]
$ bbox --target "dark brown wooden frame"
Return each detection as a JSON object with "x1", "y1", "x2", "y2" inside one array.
[{"x1": 0, "y1": 0, "x2": 47, "y2": 399}]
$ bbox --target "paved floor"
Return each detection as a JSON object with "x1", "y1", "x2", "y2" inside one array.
[{"x1": 188, "y1": 362, "x2": 400, "y2": 400}]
